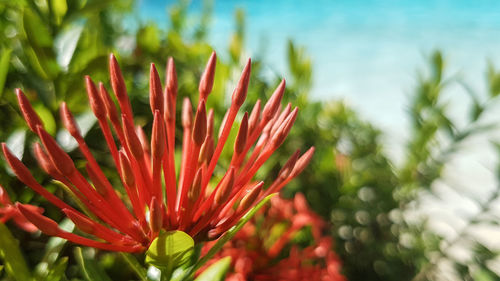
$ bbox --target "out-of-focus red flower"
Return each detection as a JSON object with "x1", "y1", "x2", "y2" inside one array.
[
  {"x1": 200, "y1": 193, "x2": 346, "y2": 281},
  {"x1": 1, "y1": 52, "x2": 314, "y2": 252},
  {"x1": 0, "y1": 185, "x2": 43, "y2": 232}
]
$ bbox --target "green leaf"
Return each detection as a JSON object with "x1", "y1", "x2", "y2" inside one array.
[
  {"x1": 194, "y1": 257, "x2": 231, "y2": 281},
  {"x1": 180, "y1": 194, "x2": 276, "y2": 281},
  {"x1": 473, "y1": 268, "x2": 498, "y2": 281},
  {"x1": 43, "y1": 257, "x2": 68, "y2": 281},
  {"x1": 33, "y1": 104, "x2": 56, "y2": 135},
  {"x1": 23, "y1": 9, "x2": 60, "y2": 80},
  {"x1": 145, "y1": 230, "x2": 194, "y2": 270},
  {"x1": 23, "y1": 9, "x2": 53, "y2": 48},
  {"x1": 0, "y1": 48, "x2": 11, "y2": 97},
  {"x1": 51, "y1": 0, "x2": 68, "y2": 24},
  {"x1": 119, "y1": 253, "x2": 147, "y2": 281},
  {"x1": 0, "y1": 223, "x2": 33, "y2": 281},
  {"x1": 74, "y1": 247, "x2": 112, "y2": 281},
  {"x1": 137, "y1": 24, "x2": 161, "y2": 53}
]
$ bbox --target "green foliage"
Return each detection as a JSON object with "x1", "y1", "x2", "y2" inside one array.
[
  {"x1": 75, "y1": 247, "x2": 113, "y2": 281},
  {"x1": 0, "y1": 223, "x2": 32, "y2": 281},
  {"x1": 193, "y1": 257, "x2": 231, "y2": 281}
]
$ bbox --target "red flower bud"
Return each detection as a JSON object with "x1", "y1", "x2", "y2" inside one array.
[
  {"x1": 16, "y1": 88, "x2": 43, "y2": 132},
  {"x1": 17, "y1": 203, "x2": 60, "y2": 236},
  {"x1": 231, "y1": 58, "x2": 251, "y2": 107},
  {"x1": 150, "y1": 63, "x2": 163, "y2": 114},
  {"x1": 199, "y1": 51, "x2": 217, "y2": 100}
]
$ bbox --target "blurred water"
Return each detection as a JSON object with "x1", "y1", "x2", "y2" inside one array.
[{"x1": 140, "y1": 0, "x2": 500, "y2": 137}]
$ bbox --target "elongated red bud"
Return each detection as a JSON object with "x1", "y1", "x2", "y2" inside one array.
[
  {"x1": 150, "y1": 63, "x2": 163, "y2": 114},
  {"x1": 62, "y1": 208, "x2": 96, "y2": 234},
  {"x1": 16, "y1": 88, "x2": 43, "y2": 132},
  {"x1": 237, "y1": 181, "x2": 264, "y2": 213},
  {"x1": 248, "y1": 100, "x2": 261, "y2": 134},
  {"x1": 99, "y1": 83, "x2": 120, "y2": 125},
  {"x1": 188, "y1": 167, "x2": 203, "y2": 203},
  {"x1": 109, "y1": 54, "x2": 127, "y2": 100},
  {"x1": 182, "y1": 98, "x2": 192, "y2": 128},
  {"x1": 149, "y1": 197, "x2": 163, "y2": 233},
  {"x1": 206, "y1": 109, "x2": 214, "y2": 137},
  {"x1": 218, "y1": 111, "x2": 229, "y2": 139},
  {"x1": 3, "y1": 143, "x2": 38, "y2": 187},
  {"x1": 164, "y1": 58, "x2": 177, "y2": 121},
  {"x1": 60, "y1": 102, "x2": 81, "y2": 138},
  {"x1": 234, "y1": 113, "x2": 248, "y2": 155},
  {"x1": 136, "y1": 126, "x2": 150, "y2": 156},
  {"x1": 122, "y1": 115, "x2": 144, "y2": 159},
  {"x1": 119, "y1": 150, "x2": 135, "y2": 186},
  {"x1": 17, "y1": 203, "x2": 60, "y2": 236},
  {"x1": 290, "y1": 147, "x2": 315, "y2": 178},
  {"x1": 33, "y1": 142, "x2": 62, "y2": 178},
  {"x1": 278, "y1": 149, "x2": 301, "y2": 180},
  {"x1": 262, "y1": 79, "x2": 286, "y2": 122},
  {"x1": 270, "y1": 103, "x2": 292, "y2": 137},
  {"x1": 86, "y1": 164, "x2": 108, "y2": 197},
  {"x1": 85, "y1": 76, "x2": 106, "y2": 120},
  {"x1": 192, "y1": 100, "x2": 207, "y2": 146},
  {"x1": 199, "y1": 137, "x2": 213, "y2": 164},
  {"x1": 214, "y1": 168, "x2": 235, "y2": 205},
  {"x1": 231, "y1": 58, "x2": 251, "y2": 107},
  {"x1": 151, "y1": 110, "x2": 166, "y2": 159},
  {"x1": 166, "y1": 57, "x2": 178, "y2": 98},
  {"x1": 271, "y1": 107, "x2": 298, "y2": 148},
  {"x1": 199, "y1": 51, "x2": 217, "y2": 100},
  {"x1": 37, "y1": 127, "x2": 76, "y2": 176}
]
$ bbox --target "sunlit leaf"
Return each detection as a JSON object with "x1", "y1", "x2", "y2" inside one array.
[
  {"x1": 145, "y1": 230, "x2": 194, "y2": 270},
  {"x1": 34, "y1": 104, "x2": 56, "y2": 135},
  {"x1": 6, "y1": 129, "x2": 26, "y2": 159},
  {"x1": 55, "y1": 24, "x2": 83, "y2": 70},
  {"x1": 51, "y1": 0, "x2": 68, "y2": 25},
  {"x1": 194, "y1": 257, "x2": 231, "y2": 281}
]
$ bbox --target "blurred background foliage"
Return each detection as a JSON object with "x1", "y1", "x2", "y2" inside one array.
[{"x1": 1, "y1": 0, "x2": 500, "y2": 280}]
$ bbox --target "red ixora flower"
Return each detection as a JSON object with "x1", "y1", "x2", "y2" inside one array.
[
  {"x1": 199, "y1": 193, "x2": 346, "y2": 281},
  {"x1": 2, "y1": 52, "x2": 314, "y2": 252}
]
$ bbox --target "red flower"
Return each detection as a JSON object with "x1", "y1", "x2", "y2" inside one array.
[
  {"x1": 0, "y1": 185, "x2": 42, "y2": 232},
  {"x1": 2, "y1": 53, "x2": 314, "y2": 252},
  {"x1": 200, "y1": 193, "x2": 346, "y2": 281}
]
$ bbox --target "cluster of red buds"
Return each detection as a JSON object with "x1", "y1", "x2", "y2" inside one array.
[
  {"x1": 199, "y1": 193, "x2": 346, "y2": 281},
  {"x1": 1, "y1": 52, "x2": 314, "y2": 252}
]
